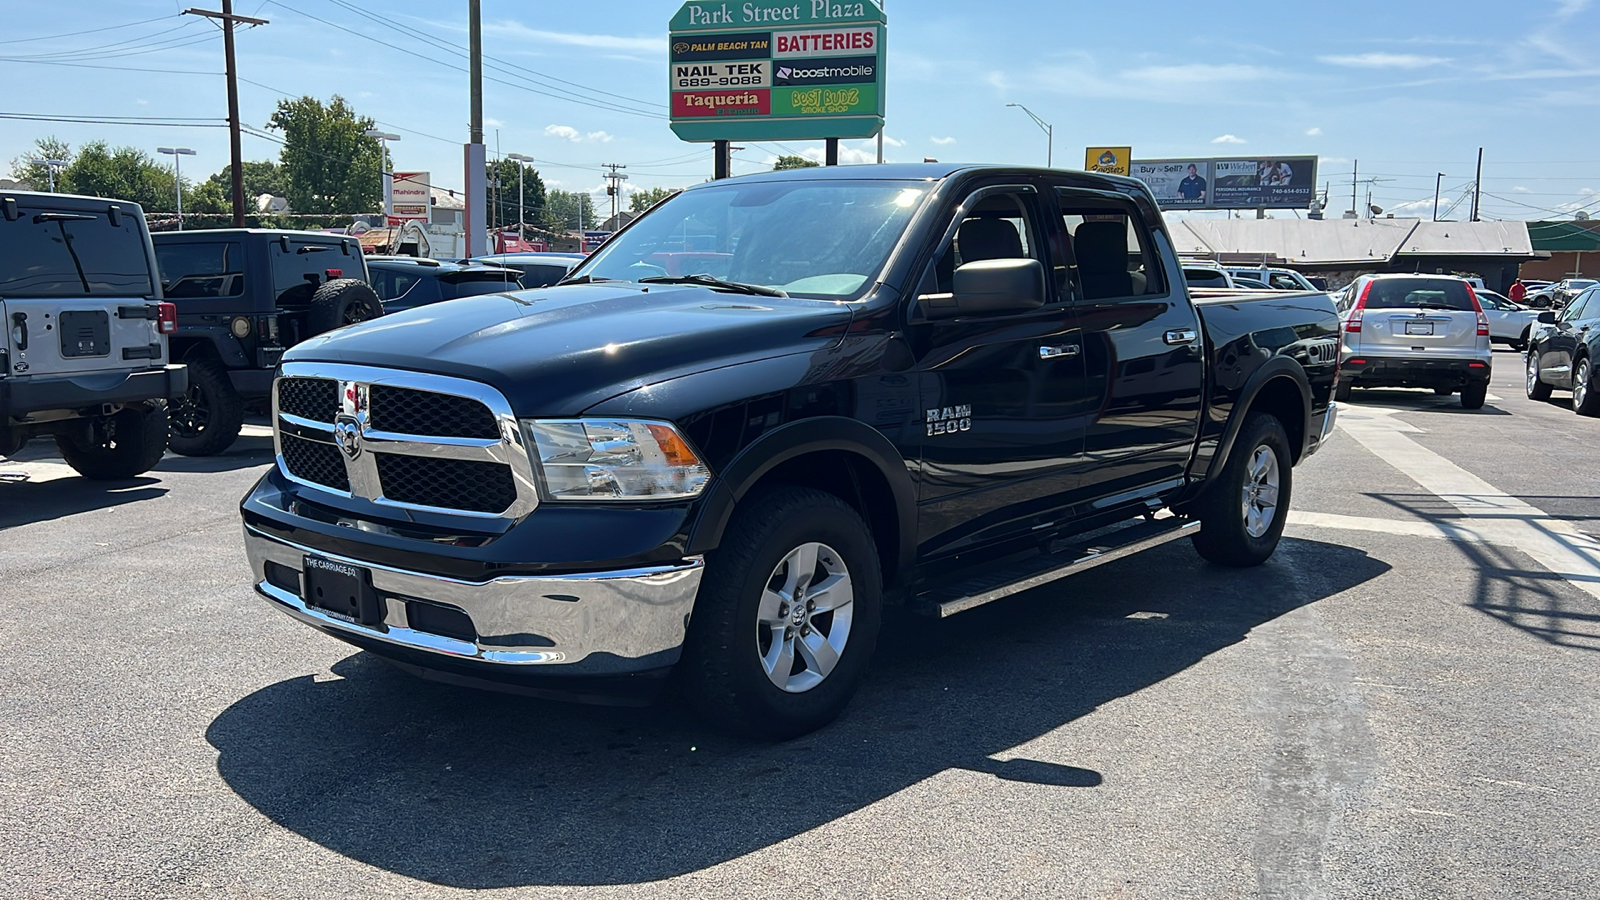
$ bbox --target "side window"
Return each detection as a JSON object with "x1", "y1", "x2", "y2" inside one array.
[
  {"x1": 1560, "y1": 290, "x2": 1592, "y2": 322},
  {"x1": 1269, "y1": 273, "x2": 1301, "y2": 291},
  {"x1": 271, "y1": 241, "x2": 345, "y2": 306},
  {"x1": 155, "y1": 241, "x2": 244, "y2": 298},
  {"x1": 1054, "y1": 189, "x2": 1164, "y2": 301},
  {"x1": 923, "y1": 188, "x2": 1045, "y2": 299}
]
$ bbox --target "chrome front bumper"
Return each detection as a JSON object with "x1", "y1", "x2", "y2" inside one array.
[{"x1": 243, "y1": 524, "x2": 703, "y2": 674}]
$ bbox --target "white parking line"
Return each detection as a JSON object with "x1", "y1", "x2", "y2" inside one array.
[{"x1": 1301, "y1": 403, "x2": 1600, "y2": 600}]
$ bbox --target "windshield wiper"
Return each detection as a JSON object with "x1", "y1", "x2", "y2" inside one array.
[
  {"x1": 554, "y1": 274, "x2": 614, "y2": 286},
  {"x1": 1413, "y1": 303, "x2": 1468, "y2": 311},
  {"x1": 638, "y1": 274, "x2": 787, "y2": 298}
]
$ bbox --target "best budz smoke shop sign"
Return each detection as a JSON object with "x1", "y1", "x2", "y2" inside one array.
[{"x1": 669, "y1": 1, "x2": 886, "y2": 142}]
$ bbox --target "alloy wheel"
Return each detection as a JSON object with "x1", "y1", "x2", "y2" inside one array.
[
  {"x1": 168, "y1": 385, "x2": 210, "y2": 437},
  {"x1": 1577, "y1": 360, "x2": 1590, "y2": 410},
  {"x1": 1241, "y1": 445, "x2": 1281, "y2": 540},
  {"x1": 755, "y1": 541, "x2": 854, "y2": 693}
]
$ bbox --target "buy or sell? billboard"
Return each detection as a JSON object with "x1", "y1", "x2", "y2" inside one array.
[
  {"x1": 668, "y1": 1, "x2": 887, "y2": 142},
  {"x1": 1131, "y1": 157, "x2": 1317, "y2": 211}
]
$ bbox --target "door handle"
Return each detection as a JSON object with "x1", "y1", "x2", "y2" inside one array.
[
  {"x1": 1164, "y1": 328, "x2": 1198, "y2": 345},
  {"x1": 10, "y1": 313, "x2": 26, "y2": 351},
  {"x1": 1039, "y1": 344, "x2": 1080, "y2": 360}
]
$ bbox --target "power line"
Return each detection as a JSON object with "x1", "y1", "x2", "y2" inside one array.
[
  {"x1": 0, "y1": 57, "x2": 219, "y2": 75},
  {"x1": 0, "y1": 14, "x2": 179, "y2": 45},
  {"x1": 0, "y1": 112, "x2": 229, "y2": 126},
  {"x1": 0, "y1": 22, "x2": 203, "y2": 60}
]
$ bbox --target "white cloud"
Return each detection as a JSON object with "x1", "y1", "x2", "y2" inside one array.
[
  {"x1": 989, "y1": 57, "x2": 1285, "y2": 104},
  {"x1": 881, "y1": 135, "x2": 906, "y2": 147},
  {"x1": 486, "y1": 22, "x2": 661, "y2": 55},
  {"x1": 1558, "y1": 0, "x2": 1591, "y2": 16},
  {"x1": 930, "y1": 136, "x2": 957, "y2": 145},
  {"x1": 1319, "y1": 53, "x2": 1450, "y2": 69},
  {"x1": 1212, "y1": 134, "x2": 1247, "y2": 144},
  {"x1": 136, "y1": 99, "x2": 149, "y2": 106},
  {"x1": 1514, "y1": 186, "x2": 1532, "y2": 193},
  {"x1": 484, "y1": 117, "x2": 505, "y2": 128},
  {"x1": 587, "y1": 131, "x2": 614, "y2": 143},
  {"x1": 1306, "y1": 127, "x2": 1323, "y2": 136},
  {"x1": 545, "y1": 125, "x2": 581, "y2": 142},
  {"x1": 800, "y1": 145, "x2": 880, "y2": 166}
]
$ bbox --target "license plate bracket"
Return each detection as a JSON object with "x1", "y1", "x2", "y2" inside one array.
[
  {"x1": 302, "y1": 555, "x2": 384, "y2": 626},
  {"x1": 1404, "y1": 321, "x2": 1435, "y2": 336}
]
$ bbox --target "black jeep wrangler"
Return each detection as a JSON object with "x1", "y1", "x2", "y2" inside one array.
[
  {"x1": 151, "y1": 229, "x2": 381, "y2": 456},
  {"x1": 2, "y1": 191, "x2": 186, "y2": 479}
]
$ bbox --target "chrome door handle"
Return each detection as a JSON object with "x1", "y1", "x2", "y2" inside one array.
[
  {"x1": 1164, "y1": 328, "x2": 1198, "y2": 345},
  {"x1": 1039, "y1": 344, "x2": 1080, "y2": 360}
]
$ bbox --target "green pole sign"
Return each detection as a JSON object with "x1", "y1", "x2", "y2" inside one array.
[{"x1": 668, "y1": 0, "x2": 887, "y2": 142}]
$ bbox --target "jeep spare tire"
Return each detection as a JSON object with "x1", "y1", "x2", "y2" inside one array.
[{"x1": 307, "y1": 278, "x2": 384, "y2": 336}]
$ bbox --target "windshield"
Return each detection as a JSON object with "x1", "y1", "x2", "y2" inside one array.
[{"x1": 572, "y1": 179, "x2": 929, "y2": 299}]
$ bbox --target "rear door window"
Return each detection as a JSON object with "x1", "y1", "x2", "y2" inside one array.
[
  {"x1": 271, "y1": 239, "x2": 353, "y2": 306},
  {"x1": 0, "y1": 207, "x2": 153, "y2": 297},
  {"x1": 1055, "y1": 190, "x2": 1165, "y2": 301},
  {"x1": 1363, "y1": 279, "x2": 1475, "y2": 311}
]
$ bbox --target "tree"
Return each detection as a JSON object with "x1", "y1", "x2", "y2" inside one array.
[
  {"x1": 267, "y1": 95, "x2": 381, "y2": 215},
  {"x1": 61, "y1": 142, "x2": 177, "y2": 212},
  {"x1": 488, "y1": 158, "x2": 546, "y2": 230},
  {"x1": 9, "y1": 136, "x2": 73, "y2": 190},
  {"x1": 773, "y1": 155, "x2": 819, "y2": 171},
  {"x1": 629, "y1": 186, "x2": 680, "y2": 212},
  {"x1": 542, "y1": 189, "x2": 596, "y2": 232}
]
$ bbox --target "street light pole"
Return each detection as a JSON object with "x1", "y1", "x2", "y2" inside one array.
[
  {"x1": 364, "y1": 129, "x2": 400, "y2": 219},
  {"x1": 29, "y1": 158, "x2": 66, "y2": 192},
  {"x1": 1005, "y1": 103, "x2": 1053, "y2": 167},
  {"x1": 157, "y1": 147, "x2": 197, "y2": 230},
  {"x1": 508, "y1": 153, "x2": 535, "y2": 238},
  {"x1": 1434, "y1": 172, "x2": 1446, "y2": 222}
]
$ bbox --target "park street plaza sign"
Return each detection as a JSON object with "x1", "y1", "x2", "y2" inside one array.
[{"x1": 669, "y1": 0, "x2": 886, "y2": 142}]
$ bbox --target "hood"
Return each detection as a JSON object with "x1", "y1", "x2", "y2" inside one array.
[{"x1": 283, "y1": 283, "x2": 855, "y2": 414}]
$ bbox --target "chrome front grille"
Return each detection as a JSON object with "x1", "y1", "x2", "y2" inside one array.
[{"x1": 272, "y1": 363, "x2": 538, "y2": 519}]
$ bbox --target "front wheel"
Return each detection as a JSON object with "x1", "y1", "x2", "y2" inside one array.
[
  {"x1": 1527, "y1": 350, "x2": 1553, "y2": 401},
  {"x1": 681, "y1": 486, "x2": 882, "y2": 740},
  {"x1": 1191, "y1": 412, "x2": 1292, "y2": 568},
  {"x1": 1512, "y1": 328, "x2": 1529, "y2": 353},
  {"x1": 1575, "y1": 357, "x2": 1600, "y2": 417},
  {"x1": 56, "y1": 403, "x2": 169, "y2": 480}
]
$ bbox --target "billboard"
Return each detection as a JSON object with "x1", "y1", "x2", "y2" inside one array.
[
  {"x1": 668, "y1": 0, "x2": 886, "y2": 143},
  {"x1": 392, "y1": 171, "x2": 430, "y2": 221},
  {"x1": 1130, "y1": 156, "x2": 1317, "y2": 210},
  {"x1": 1085, "y1": 146, "x2": 1131, "y2": 177}
]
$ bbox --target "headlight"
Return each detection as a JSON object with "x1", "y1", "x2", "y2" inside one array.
[{"x1": 523, "y1": 418, "x2": 710, "y2": 501}]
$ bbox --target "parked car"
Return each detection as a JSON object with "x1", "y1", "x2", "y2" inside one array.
[
  {"x1": 366, "y1": 257, "x2": 524, "y2": 313},
  {"x1": 151, "y1": 229, "x2": 380, "y2": 456},
  {"x1": 1554, "y1": 278, "x2": 1599, "y2": 307},
  {"x1": 1224, "y1": 267, "x2": 1318, "y2": 292},
  {"x1": 1335, "y1": 274, "x2": 1493, "y2": 407},
  {"x1": 1, "y1": 191, "x2": 185, "y2": 478},
  {"x1": 1527, "y1": 285, "x2": 1600, "y2": 414},
  {"x1": 241, "y1": 163, "x2": 1340, "y2": 738},
  {"x1": 465, "y1": 252, "x2": 585, "y2": 288},
  {"x1": 1473, "y1": 289, "x2": 1540, "y2": 351},
  {"x1": 1233, "y1": 276, "x2": 1271, "y2": 290},
  {"x1": 1182, "y1": 264, "x2": 1236, "y2": 289}
]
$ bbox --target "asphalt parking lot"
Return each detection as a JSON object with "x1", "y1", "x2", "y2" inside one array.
[{"x1": 3, "y1": 349, "x2": 1597, "y2": 900}]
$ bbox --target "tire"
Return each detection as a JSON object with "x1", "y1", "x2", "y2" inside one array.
[
  {"x1": 167, "y1": 357, "x2": 244, "y2": 457},
  {"x1": 1512, "y1": 328, "x2": 1529, "y2": 353},
  {"x1": 306, "y1": 278, "x2": 384, "y2": 336},
  {"x1": 1461, "y1": 381, "x2": 1488, "y2": 410},
  {"x1": 56, "y1": 403, "x2": 169, "y2": 480},
  {"x1": 1333, "y1": 378, "x2": 1352, "y2": 402},
  {"x1": 1191, "y1": 412, "x2": 1292, "y2": 568},
  {"x1": 680, "y1": 486, "x2": 883, "y2": 740},
  {"x1": 1574, "y1": 356, "x2": 1600, "y2": 417},
  {"x1": 1433, "y1": 386, "x2": 1454, "y2": 396},
  {"x1": 1527, "y1": 349, "x2": 1553, "y2": 401}
]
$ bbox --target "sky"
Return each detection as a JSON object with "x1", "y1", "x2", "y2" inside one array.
[{"x1": 4, "y1": 0, "x2": 1600, "y2": 222}]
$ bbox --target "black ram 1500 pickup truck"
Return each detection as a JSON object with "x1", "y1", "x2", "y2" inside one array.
[{"x1": 240, "y1": 164, "x2": 1340, "y2": 738}]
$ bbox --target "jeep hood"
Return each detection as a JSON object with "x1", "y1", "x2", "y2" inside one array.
[{"x1": 281, "y1": 283, "x2": 855, "y2": 414}]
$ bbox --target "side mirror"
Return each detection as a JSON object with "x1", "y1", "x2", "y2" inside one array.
[
  {"x1": 1538, "y1": 311, "x2": 1556, "y2": 324},
  {"x1": 922, "y1": 258, "x2": 1046, "y2": 319}
]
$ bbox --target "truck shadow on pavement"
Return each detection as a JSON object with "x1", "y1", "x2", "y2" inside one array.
[
  {"x1": 206, "y1": 536, "x2": 1388, "y2": 888},
  {"x1": 0, "y1": 475, "x2": 165, "y2": 529},
  {"x1": 153, "y1": 434, "x2": 276, "y2": 474}
]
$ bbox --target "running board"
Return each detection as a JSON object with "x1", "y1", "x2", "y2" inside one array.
[{"x1": 911, "y1": 515, "x2": 1200, "y2": 618}]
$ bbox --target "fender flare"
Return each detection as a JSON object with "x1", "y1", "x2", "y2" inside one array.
[
  {"x1": 1201, "y1": 357, "x2": 1312, "y2": 487},
  {"x1": 685, "y1": 416, "x2": 918, "y2": 581},
  {"x1": 168, "y1": 326, "x2": 249, "y2": 368}
]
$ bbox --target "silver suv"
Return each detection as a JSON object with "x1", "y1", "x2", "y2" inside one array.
[{"x1": 1335, "y1": 274, "x2": 1493, "y2": 409}]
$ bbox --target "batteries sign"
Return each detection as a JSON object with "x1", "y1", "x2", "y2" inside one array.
[{"x1": 669, "y1": 0, "x2": 886, "y2": 142}]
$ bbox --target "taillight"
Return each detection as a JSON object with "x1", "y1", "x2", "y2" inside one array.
[
  {"x1": 1345, "y1": 281, "x2": 1373, "y2": 333},
  {"x1": 325, "y1": 268, "x2": 343, "y2": 279},
  {"x1": 1466, "y1": 285, "x2": 1490, "y2": 337},
  {"x1": 157, "y1": 302, "x2": 177, "y2": 334}
]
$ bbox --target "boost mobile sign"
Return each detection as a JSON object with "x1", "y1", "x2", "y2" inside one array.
[{"x1": 669, "y1": 0, "x2": 886, "y2": 142}]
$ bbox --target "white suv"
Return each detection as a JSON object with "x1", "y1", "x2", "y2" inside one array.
[{"x1": 1334, "y1": 274, "x2": 1494, "y2": 409}]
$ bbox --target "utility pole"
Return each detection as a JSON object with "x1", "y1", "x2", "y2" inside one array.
[
  {"x1": 1006, "y1": 103, "x2": 1053, "y2": 167},
  {"x1": 1352, "y1": 160, "x2": 1358, "y2": 218},
  {"x1": 507, "y1": 153, "x2": 534, "y2": 237},
  {"x1": 463, "y1": 0, "x2": 488, "y2": 257},
  {"x1": 1471, "y1": 147, "x2": 1484, "y2": 222},
  {"x1": 602, "y1": 164, "x2": 628, "y2": 229},
  {"x1": 157, "y1": 148, "x2": 197, "y2": 229},
  {"x1": 1434, "y1": 173, "x2": 1446, "y2": 222},
  {"x1": 183, "y1": 3, "x2": 267, "y2": 227}
]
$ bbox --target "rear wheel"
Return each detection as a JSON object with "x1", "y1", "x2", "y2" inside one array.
[
  {"x1": 681, "y1": 486, "x2": 882, "y2": 739},
  {"x1": 1333, "y1": 379, "x2": 1352, "y2": 402},
  {"x1": 1512, "y1": 328, "x2": 1530, "y2": 353},
  {"x1": 56, "y1": 403, "x2": 169, "y2": 480},
  {"x1": 1461, "y1": 381, "x2": 1488, "y2": 410},
  {"x1": 1191, "y1": 412, "x2": 1292, "y2": 568},
  {"x1": 1574, "y1": 357, "x2": 1600, "y2": 417},
  {"x1": 1527, "y1": 350, "x2": 1553, "y2": 401},
  {"x1": 167, "y1": 358, "x2": 244, "y2": 456}
]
